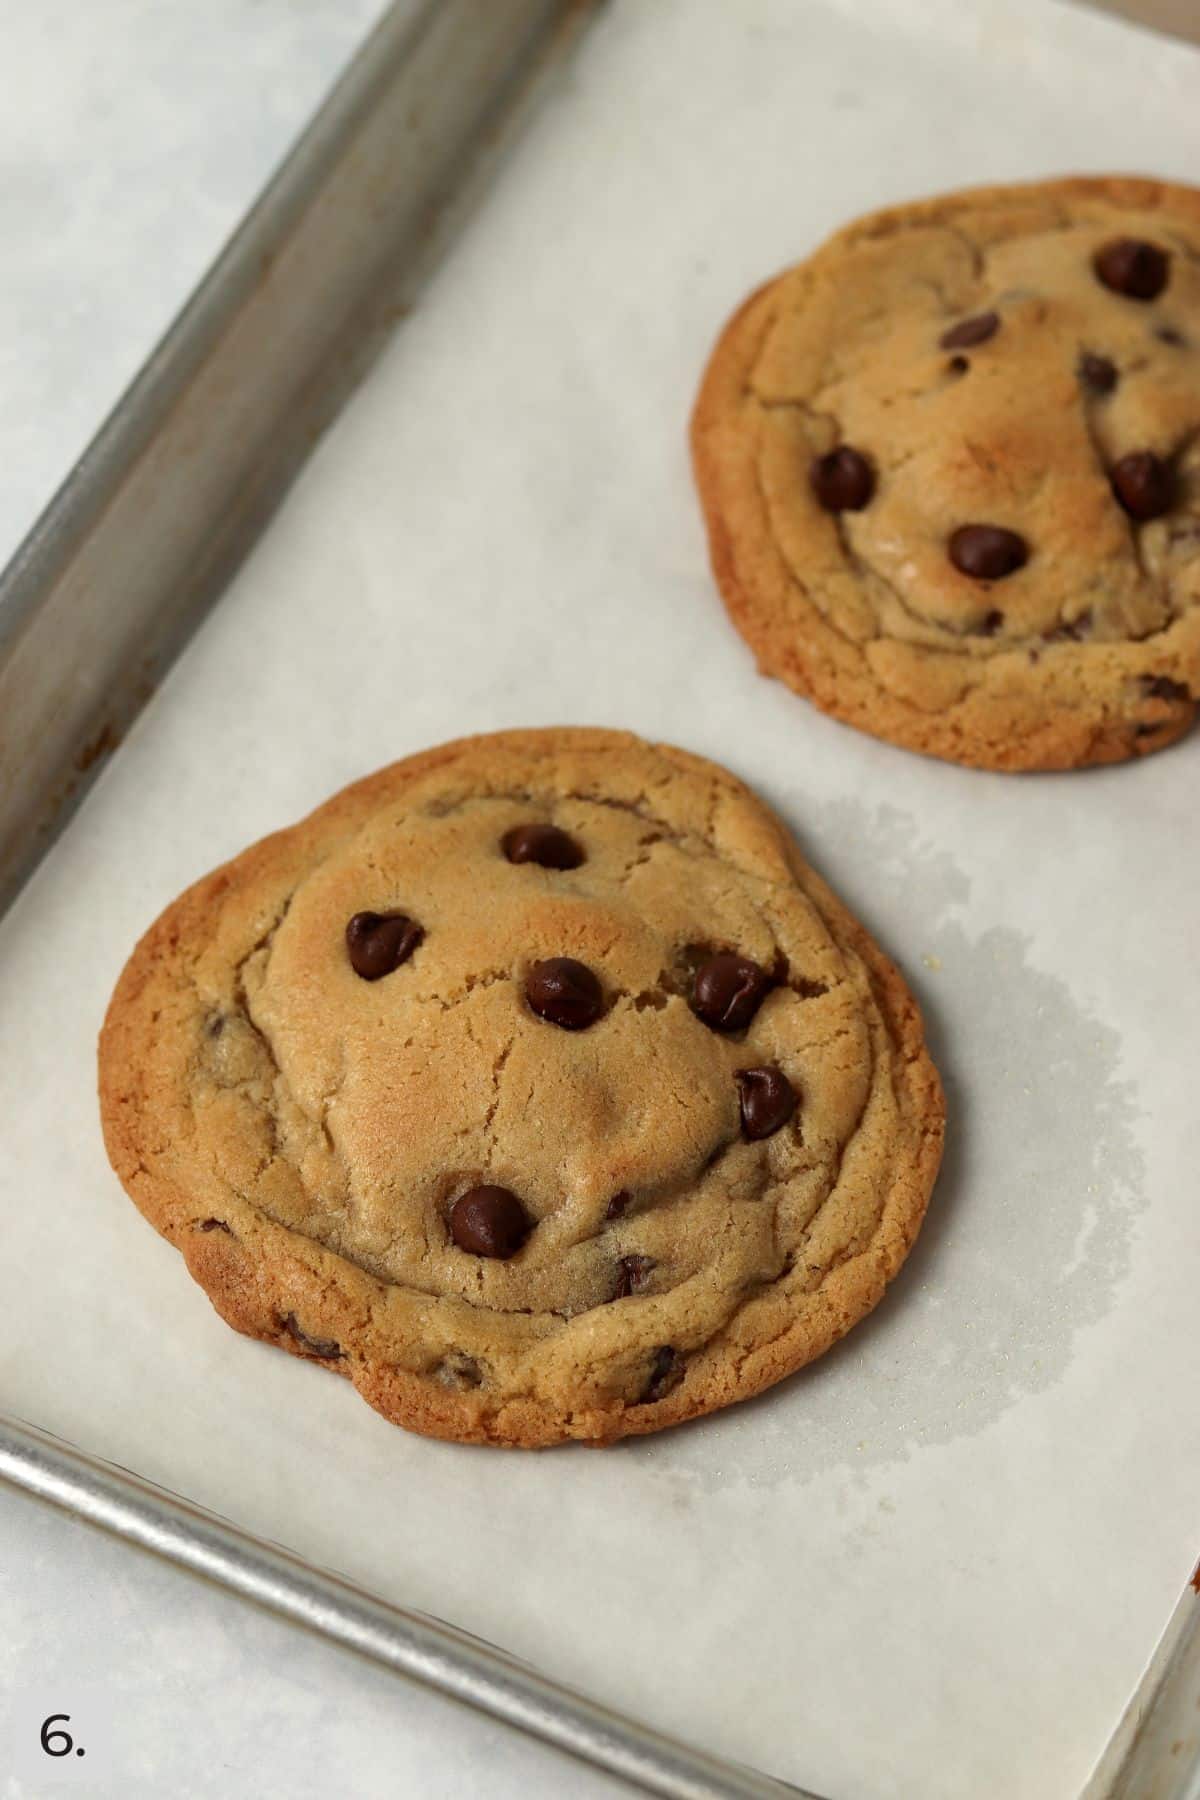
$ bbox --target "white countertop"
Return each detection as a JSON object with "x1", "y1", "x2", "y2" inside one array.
[
  {"x1": 0, "y1": 5, "x2": 625, "y2": 1795},
  {"x1": 0, "y1": 0, "x2": 390, "y2": 572}
]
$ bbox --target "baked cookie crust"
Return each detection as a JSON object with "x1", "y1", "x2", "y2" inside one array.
[
  {"x1": 691, "y1": 176, "x2": 1200, "y2": 770},
  {"x1": 99, "y1": 729, "x2": 943, "y2": 1446}
]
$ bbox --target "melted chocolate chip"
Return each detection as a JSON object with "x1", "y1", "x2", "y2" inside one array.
[
  {"x1": 502, "y1": 823, "x2": 584, "y2": 869},
  {"x1": 346, "y1": 911, "x2": 423, "y2": 980},
  {"x1": 736, "y1": 1066, "x2": 799, "y2": 1141},
  {"x1": 947, "y1": 354, "x2": 970, "y2": 377},
  {"x1": 1142, "y1": 674, "x2": 1192, "y2": 702},
  {"x1": 691, "y1": 952, "x2": 773, "y2": 1032},
  {"x1": 642, "y1": 1346, "x2": 682, "y2": 1403},
  {"x1": 1111, "y1": 451, "x2": 1174, "y2": 522},
  {"x1": 978, "y1": 609, "x2": 1004, "y2": 637},
  {"x1": 198, "y1": 1218, "x2": 231, "y2": 1234},
  {"x1": 605, "y1": 1192, "x2": 630, "y2": 1220},
  {"x1": 449, "y1": 1186, "x2": 531, "y2": 1258},
  {"x1": 1078, "y1": 351, "x2": 1118, "y2": 395},
  {"x1": 526, "y1": 957, "x2": 604, "y2": 1030},
  {"x1": 1093, "y1": 238, "x2": 1169, "y2": 301},
  {"x1": 613, "y1": 1255, "x2": 655, "y2": 1299},
  {"x1": 1049, "y1": 613, "x2": 1092, "y2": 642},
  {"x1": 810, "y1": 447, "x2": 875, "y2": 512},
  {"x1": 283, "y1": 1314, "x2": 343, "y2": 1359},
  {"x1": 948, "y1": 525, "x2": 1028, "y2": 581},
  {"x1": 939, "y1": 310, "x2": 999, "y2": 350}
]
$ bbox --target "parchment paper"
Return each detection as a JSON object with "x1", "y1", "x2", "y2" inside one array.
[{"x1": 3, "y1": 2, "x2": 1200, "y2": 1794}]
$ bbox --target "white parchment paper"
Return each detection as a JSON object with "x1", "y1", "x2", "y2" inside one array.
[{"x1": 3, "y1": 2, "x2": 1200, "y2": 1794}]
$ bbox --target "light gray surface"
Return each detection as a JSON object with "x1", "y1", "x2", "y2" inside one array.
[
  {"x1": 0, "y1": 0, "x2": 390, "y2": 573},
  {"x1": 0, "y1": 1484, "x2": 630, "y2": 1800}
]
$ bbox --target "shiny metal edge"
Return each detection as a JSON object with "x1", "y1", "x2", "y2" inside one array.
[
  {"x1": 1082, "y1": 1560, "x2": 1200, "y2": 1800},
  {"x1": 0, "y1": 0, "x2": 595, "y2": 911},
  {"x1": 0, "y1": 1414, "x2": 811, "y2": 1800}
]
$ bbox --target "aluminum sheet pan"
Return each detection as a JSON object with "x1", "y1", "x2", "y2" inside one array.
[{"x1": 2, "y1": 1, "x2": 1200, "y2": 1795}]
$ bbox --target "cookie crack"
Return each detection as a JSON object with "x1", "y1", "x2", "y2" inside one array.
[
  {"x1": 410, "y1": 970, "x2": 513, "y2": 1012},
  {"x1": 233, "y1": 892, "x2": 296, "y2": 989},
  {"x1": 431, "y1": 785, "x2": 689, "y2": 846},
  {"x1": 315, "y1": 1040, "x2": 347, "y2": 1153},
  {"x1": 560, "y1": 787, "x2": 682, "y2": 842},
  {"x1": 480, "y1": 1024, "x2": 515, "y2": 1150}
]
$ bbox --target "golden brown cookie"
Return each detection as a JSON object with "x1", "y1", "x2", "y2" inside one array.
[
  {"x1": 691, "y1": 176, "x2": 1200, "y2": 770},
  {"x1": 99, "y1": 729, "x2": 943, "y2": 1447}
]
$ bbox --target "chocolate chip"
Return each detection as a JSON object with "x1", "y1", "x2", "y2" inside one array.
[
  {"x1": 948, "y1": 525, "x2": 1029, "y2": 581},
  {"x1": 946, "y1": 354, "x2": 970, "y2": 377},
  {"x1": 810, "y1": 447, "x2": 875, "y2": 512},
  {"x1": 978, "y1": 609, "x2": 1004, "y2": 637},
  {"x1": 1155, "y1": 324, "x2": 1188, "y2": 347},
  {"x1": 939, "y1": 310, "x2": 999, "y2": 350},
  {"x1": 283, "y1": 1313, "x2": 343, "y2": 1359},
  {"x1": 1093, "y1": 238, "x2": 1169, "y2": 301},
  {"x1": 691, "y1": 952, "x2": 773, "y2": 1032},
  {"x1": 1049, "y1": 612, "x2": 1092, "y2": 642},
  {"x1": 613, "y1": 1255, "x2": 655, "y2": 1299},
  {"x1": 642, "y1": 1346, "x2": 682, "y2": 1403},
  {"x1": 449, "y1": 1185, "x2": 531, "y2": 1258},
  {"x1": 1142, "y1": 674, "x2": 1192, "y2": 702},
  {"x1": 1078, "y1": 351, "x2": 1118, "y2": 395},
  {"x1": 605, "y1": 1191, "x2": 630, "y2": 1220},
  {"x1": 1111, "y1": 451, "x2": 1174, "y2": 522},
  {"x1": 346, "y1": 911, "x2": 423, "y2": 980},
  {"x1": 502, "y1": 823, "x2": 583, "y2": 870},
  {"x1": 736, "y1": 1066, "x2": 799, "y2": 1141},
  {"x1": 526, "y1": 957, "x2": 604, "y2": 1030},
  {"x1": 198, "y1": 1217, "x2": 231, "y2": 1234}
]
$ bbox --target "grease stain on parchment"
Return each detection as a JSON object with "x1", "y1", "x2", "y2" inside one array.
[{"x1": 629, "y1": 799, "x2": 1146, "y2": 1491}]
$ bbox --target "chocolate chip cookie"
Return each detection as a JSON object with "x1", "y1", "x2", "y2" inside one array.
[
  {"x1": 691, "y1": 176, "x2": 1200, "y2": 770},
  {"x1": 99, "y1": 729, "x2": 943, "y2": 1447}
]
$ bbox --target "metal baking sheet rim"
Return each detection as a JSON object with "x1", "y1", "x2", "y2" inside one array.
[{"x1": 0, "y1": 1, "x2": 1195, "y2": 1795}]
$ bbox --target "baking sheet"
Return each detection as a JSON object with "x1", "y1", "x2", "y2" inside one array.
[{"x1": 2, "y1": 0, "x2": 1199, "y2": 1794}]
